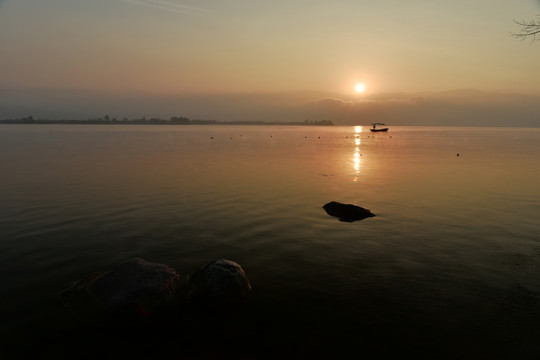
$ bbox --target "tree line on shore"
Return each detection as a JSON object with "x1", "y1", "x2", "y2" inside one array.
[{"x1": 0, "y1": 115, "x2": 334, "y2": 126}]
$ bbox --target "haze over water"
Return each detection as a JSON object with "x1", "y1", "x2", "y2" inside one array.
[
  {"x1": 2, "y1": 1, "x2": 540, "y2": 124},
  {"x1": 1, "y1": 124, "x2": 539, "y2": 358}
]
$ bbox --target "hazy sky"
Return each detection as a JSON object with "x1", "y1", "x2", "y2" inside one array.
[{"x1": 1, "y1": 0, "x2": 540, "y2": 124}]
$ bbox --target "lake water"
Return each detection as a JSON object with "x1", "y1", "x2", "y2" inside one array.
[{"x1": 1, "y1": 125, "x2": 539, "y2": 359}]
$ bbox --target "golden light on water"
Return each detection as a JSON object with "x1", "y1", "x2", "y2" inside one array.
[
  {"x1": 352, "y1": 126, "x2": 363, "y2": 182},
  {"x1": 353, "y1": 126, "x2": 362, "y2": 181},
  {"x1": 354, "y1": 148, "x2": 361, "y2": 172}
]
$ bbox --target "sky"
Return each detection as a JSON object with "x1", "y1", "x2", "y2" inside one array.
[{"x1": 1, "y1": 0, "x2": 540, "y2": 125}]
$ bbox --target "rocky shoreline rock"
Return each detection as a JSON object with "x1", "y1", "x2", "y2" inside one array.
[
  {"x1": 60, "y1": 258, "x2": 251, "y2": 325},
  {"x1": 187, "y1": 259, "x2": 252, "y2": 312}
]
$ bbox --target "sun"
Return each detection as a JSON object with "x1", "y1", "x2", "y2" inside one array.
[{"x1": 354, "y1": 83, "x2": 366, "y2": 93}]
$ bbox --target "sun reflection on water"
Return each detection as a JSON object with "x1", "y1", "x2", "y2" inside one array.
[
  {"x1": 354, "y1": 149, "x2": 361, "y2": 172},
  {"x1": 353, "y1": 126, "x2": 363, "y2": 182}
]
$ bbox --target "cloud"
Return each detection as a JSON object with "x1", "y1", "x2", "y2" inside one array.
[
  {"x1": 312, "y1": 98, "x2": 353, "y2": 107},
  {"x1": 309, "y1": 94, "x2": 421, "y2": 111},
  {"x1": 119, "y1": 0, "x2": 208, "y2": 15}
]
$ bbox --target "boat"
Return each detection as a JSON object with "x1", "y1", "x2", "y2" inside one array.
[{"x1": 370, "y1": 123, "x2": 389, "y2": 132}]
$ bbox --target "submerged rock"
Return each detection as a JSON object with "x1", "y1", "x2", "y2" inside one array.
[
  {"x1": 187, "y1": 259, "x2": 251, "y2": 312},
  {"x1": 323, "y1": 201, "x2": 375, "y2": 222}
]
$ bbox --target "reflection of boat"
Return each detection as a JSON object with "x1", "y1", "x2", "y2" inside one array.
[{"x1": 370, "y1": 123, "x2": 389, "y2": 132}]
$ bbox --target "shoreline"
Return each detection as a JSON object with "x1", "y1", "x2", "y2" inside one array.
[{"x1": 0, "y1": 118, "x2": 334, "y2": 126}]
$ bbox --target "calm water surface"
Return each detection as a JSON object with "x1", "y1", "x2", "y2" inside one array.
[{"x1": 1, "y1": 125, "x2": 539, "y2": 358}]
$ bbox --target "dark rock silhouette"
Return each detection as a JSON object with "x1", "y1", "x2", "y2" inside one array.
[
  {"x1": 60, "y1": 258, "x2": 250, "y2": 324},
  {"x1": 323, "y1": 201, "x2": 375, "y2": 222},
  {"x1": 60, "y1": 258, "x2": 184, "y2": 324}
]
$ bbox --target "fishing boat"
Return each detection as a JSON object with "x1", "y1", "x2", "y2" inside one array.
[{"x1": 370, "y1": 123, "x2": 389, "y2": 132}]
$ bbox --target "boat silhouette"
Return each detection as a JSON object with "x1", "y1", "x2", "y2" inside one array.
[{"x1": 370, "y1": 123, "x2": 389, "y2": 132}]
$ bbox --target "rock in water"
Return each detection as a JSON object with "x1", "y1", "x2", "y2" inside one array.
[
  {"x1": 60, "y1": 258, "x2": 184, "y2": 324},
  {"x1": 187, "y1": 259, "x2": 251, "y2": 312},
  {"x1": 323, "y1": 201, "x2": 375, "y2": 222}
]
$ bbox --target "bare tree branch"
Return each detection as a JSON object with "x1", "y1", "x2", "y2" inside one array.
[{"x1": 511, "y1": 16, "x2": 540, "y2": 41}]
